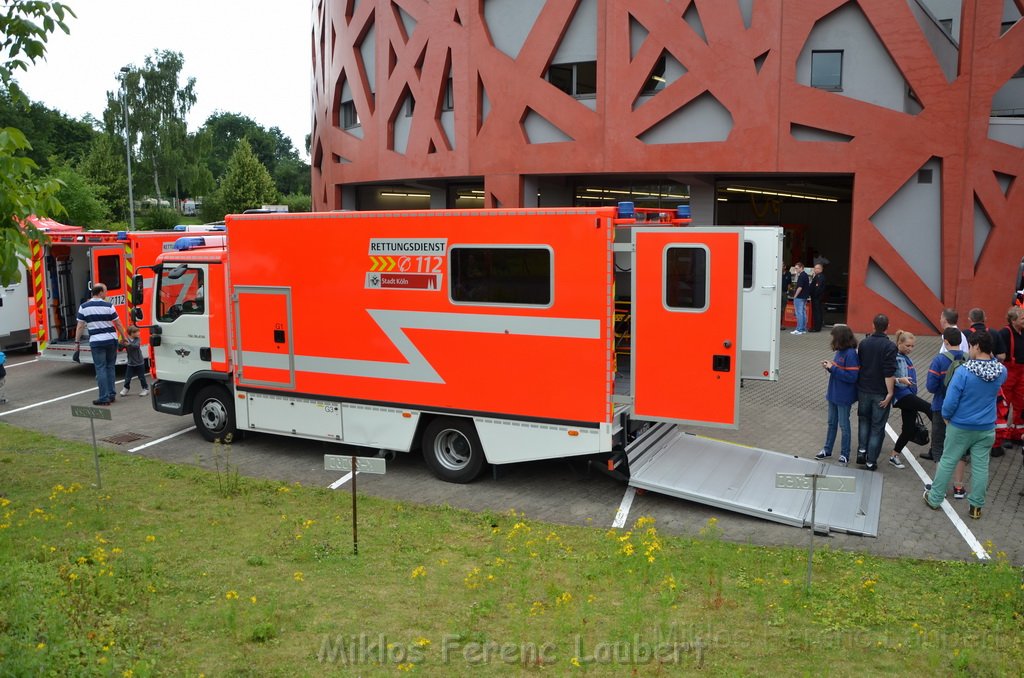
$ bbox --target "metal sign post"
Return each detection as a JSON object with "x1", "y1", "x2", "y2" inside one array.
[
  {"x1": 71, "y1": 405, "x2": 112, "y2": 489},
  {"x1": 775, "y1": 472, "x2": 856, "y2": 592},
  {"x1": 324, "y1": 455, "x2": 387, "y2": 555}
]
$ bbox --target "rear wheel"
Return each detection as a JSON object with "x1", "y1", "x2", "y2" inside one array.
[
  {"x1": 422, "y1": 417, "x2": 486, "y2": 483},
  {"x1": 193, "y1": 384, "x2": 237, "y2": 443}
]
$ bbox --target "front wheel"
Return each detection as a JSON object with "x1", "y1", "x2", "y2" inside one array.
[
  {"x1": 422, "y1": 417, "x2": 486, "y2": 483},
  {"x1": 193, "y1": 384, "x2": 237, "y2": 443}
]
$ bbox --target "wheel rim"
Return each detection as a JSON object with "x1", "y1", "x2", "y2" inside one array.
[
  {"x1": 433, "y1": 428, "x2": 472, "y2": 472},
  {"x1": 200, "y1": 398, "x2": 228, "y2": 433}
]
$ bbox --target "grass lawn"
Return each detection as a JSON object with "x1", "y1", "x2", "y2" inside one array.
[{"x1": 1, "y1": 424, "x2": 1022, "y2": 676}]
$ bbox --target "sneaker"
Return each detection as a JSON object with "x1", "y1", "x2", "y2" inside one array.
[
  {"x1": 119, "y1": 388, "x2": 129, "y2": 397},
  {"x1": 953, "y1": 486, "x2": 966, "y2": 499},
  {"x1": 790, "y1": 330, "x2": 802, "y2": 335},
  {"x1": 968, "y1": 505, "x2": 981, "y2": 520},
  {"x1": 815, "y1": 449, "x2": 832, "y2": 460},
  {"x1": 865, "y1": 462, "x2": 878, "y2": 471},
  {"x1": 139, "y1": 389, "x2": 149, "y2": 397},
  {"x1": 888, "y1": 455, "x2": 906, "y2": 469},
  {"x1": 918, "y1": 452, "x2": 935, "y2": 461},
  {"x1": 838, "y1": 455, "x2": 849, "y2": 466},
  {"x1": 91, "y1": 399, "x2": 110, "y2": 406},
  {"x1": 990, "y1": 445, "x2": 1004, "y2": 458},
  {"x1": 923, "y1": 490, "x2": 939, "y2": 510}
]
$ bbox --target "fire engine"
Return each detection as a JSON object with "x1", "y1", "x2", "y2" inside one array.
[
  {"x1": 137, "y1": 206, "x2": 882, "y2": 534},
  {"x1": 24, "y1": 217, "x2": 223, "y2": 364}
]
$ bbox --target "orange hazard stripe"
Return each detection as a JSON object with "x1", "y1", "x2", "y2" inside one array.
[
  {"x1": 125, "y1": 243, "x2": 134, "y2": 307},
  {"x1": 31, "y1": 241, "x2": 47, "y2": 350}
]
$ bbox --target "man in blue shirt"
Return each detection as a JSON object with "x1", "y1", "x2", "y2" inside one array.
[
  {"x1": 75, "y1": 284, "x2": 128, "y2": 406},
  {"x1": 790, "y1": 262, "x2": 810, "y2": 335},
  {"x1": 924, "y1": 330, "x2": 1007, "y2": 519}
]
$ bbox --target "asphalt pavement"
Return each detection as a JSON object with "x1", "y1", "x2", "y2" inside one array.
[{"x1": 1, "y1": 330, "x2": 1021, "y2": 565}]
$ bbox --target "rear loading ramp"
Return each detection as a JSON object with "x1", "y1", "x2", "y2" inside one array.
[{"x1": 626, "y1": 425, "x2": 883, "y2": 536}]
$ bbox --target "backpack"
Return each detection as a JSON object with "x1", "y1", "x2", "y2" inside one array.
[{"x1": 941, "y1": 351, "x2": 965, "y2": 390}]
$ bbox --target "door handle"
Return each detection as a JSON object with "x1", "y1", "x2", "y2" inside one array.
[
  {"x1": 761, "y1": 284, "x2": 777, "y2": 289},
  {"x1": 723, "y1": 340, "x2": 732, "y2": 349},
  {"x1": 274, "y1": 329, "x2": 286, "y2": 344}
]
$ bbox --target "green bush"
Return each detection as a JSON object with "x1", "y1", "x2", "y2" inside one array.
[
  {"x1": 280, "y1": 193, "x2": 311, "y2": 213},
  {"x1": 142, "y1": 207, "x2": 180, "y2": 230}
]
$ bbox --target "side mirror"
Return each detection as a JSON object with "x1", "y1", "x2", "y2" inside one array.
[
  {"x1": 131, "y1": 307, "x2": 143, "y2": 322},
  {"x1": 132, "y1": 274, "x2": 145, "y2": 307}
]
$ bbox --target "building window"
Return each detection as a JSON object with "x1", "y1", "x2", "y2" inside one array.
[
  {"x1": 450, "y1": 247, "x2": 552, "y2": 306},
  {"x1": 810, "y1": 50, "x2": 843, "y2": 91},
  {"x1": 442, "y1": 78, "x2": 454, "y2": 111},
  {"x1": 939, "y1": 18, "x2": 953, "y2": 35},
  {"x1": 642, "y1": 55, "x2": 668, "y2": 95},
  {"x1": 341, "y1": 101, "x2": 360, "y2": 129},
  {"x1": 548, "y1": 61, "x2": 597, "y2": 98},
  {"x1": 665, "y1": 246, "x2": 708, "y2": 311},
  {"x1": 406, "y1": 96, "x2": 415, "y2": 116}
]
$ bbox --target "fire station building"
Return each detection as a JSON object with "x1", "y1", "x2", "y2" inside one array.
[{"x1": 310, "y1": 0, "x2": 1024, "y2": 334}]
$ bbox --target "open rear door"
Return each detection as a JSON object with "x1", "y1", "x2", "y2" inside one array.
[
  {"x1": 631, "y1": 228, "x2": 742, "y2": 427},
  {"x1": 91, "y1": 246, "x2": 127, "y2": 321},
  {"x1": 740, "y1": 227, "x2": 783, "y2": 381}
]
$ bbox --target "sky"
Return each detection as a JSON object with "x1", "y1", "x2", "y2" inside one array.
[{"x1": 14, "y1": 0, "x2": 312, "y2": 159}]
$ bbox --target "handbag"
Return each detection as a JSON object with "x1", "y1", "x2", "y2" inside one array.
[{"x1": 912, "y1": 413, "x2": 930, "y2": 446}]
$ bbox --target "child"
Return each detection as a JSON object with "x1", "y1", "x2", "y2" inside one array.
[
  {"x1": 816, "y1": 325, "x2": 860, "y2": 464},
  {"x1": 0, "y1": 350, "x2": 7, "y2": 403},
  {"x1": 118, "y1": 326, "x2": 149, "y2": 397},
  {"x1": 889, "y1": 330, "x2": 932, "y2": 469}
]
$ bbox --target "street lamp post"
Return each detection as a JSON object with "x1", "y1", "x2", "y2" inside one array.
[{"x1": 119, "y1": 67, "x2": 136, "y2": 230}]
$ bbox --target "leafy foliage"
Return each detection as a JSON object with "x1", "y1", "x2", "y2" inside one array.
[
  {"x1": 214, "y1": 138, "x2": 278, "y2": 217},
  {"x1": 199, "y1": 112, "x2": 309, "y2": 196},
  {"x1": 0, "y1": 126, "x2": 63, "y2": 284},
  {"x1": 103, "y1": 50, "x2": 196, "y2": 202},
  {"x1": 0, "y1": 0, "x2": 75, "y2": 286},
  {"x1": 50, "y1": 162, "x2": 108, "y2": 227},
  {"x1": 140, "y1": 206, "x2": 179, "y2": 231},
  {"x1": 0, "y1": 90, "x2": 96, "y2": 170},
  {"x1": 78, "y1": 134, "x2": 129, "y2": 222}
]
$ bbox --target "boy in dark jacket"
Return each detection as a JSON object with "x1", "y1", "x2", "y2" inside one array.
[
  {"x1": 921, "y1": 327, "x2": 964, "y2": 467},
  {"x1": 118, "y1": 326, "x2": 149, "y2": 397}
]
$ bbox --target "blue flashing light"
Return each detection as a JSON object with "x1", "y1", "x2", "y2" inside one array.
[
  {"x1": 617, "y1": 201, "x2": 635, "y2": 218},
  {"x1": 116, "y1": 231, "x2": 128, "y2": 240},
  {"x1": 172, "y1": 224, "x2": 186, "y2": 231},
  {"x1": 676, "y1": 205, "x2": 691, "y2": 219},
  {"x1": 173, "y1": 236, "x2": 205, "y2": 251}
]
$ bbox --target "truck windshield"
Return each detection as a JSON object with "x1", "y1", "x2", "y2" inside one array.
[{"x1": 157, "y1": 267, "x2": 205, "y2": 321}]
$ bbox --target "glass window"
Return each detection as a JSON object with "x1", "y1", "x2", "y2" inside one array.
[
  {"x1": 547, "y1": 61, "x2": 597, "y2": 98},
  {"x1": 642, "y1": 55, "x2": 667, "y2": 95},
  {"x1": 811, "y1": 50, "x2": 843, "y2": 90},
  {"x1": 743, "y1": 241, "x2": 754, "y2": 290},
  {"x1": 341, "y1": 101, "x2": 360, "y2": 128},
  {"x1": 157, "y1": 267, "x2": 205, "y2": 321},
  {"x1": 450, "y1": 247, "x2": 552, "y2": 306},
  {"x1": 97, "y1": 255, "x2": 121, "y2": 291},
  {"x1": 442, "y1": 78, "x2": 454, "y2": 111},
  {"x1": 665, "y1": 246, "x2": 708, "y2": 310}
]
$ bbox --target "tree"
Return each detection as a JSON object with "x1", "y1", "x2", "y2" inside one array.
[
  {"x1": 78, "y1": 133, "x2": 129, "y2": 222},
  {"x1": 200, "y1": 112, "x2": 309, "y2": 196},
  {"x1": 50, "y1": 162, "x2": 108, "y2": 227},
  {"x1": 215, "y1": 138, "x2": 278, "y2": 217},
  {"x1": 0, "y1": 1, "x2": 75, "y2": 286},
  {"x1": 104, "y1": 50, "x2": 196, "y2": 204},
  {"x1": 0, "y1": 90, "x2": 97, "y2": 170}
]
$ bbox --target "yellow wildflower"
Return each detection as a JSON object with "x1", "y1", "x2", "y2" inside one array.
[
  {"x1": 145, "y1": 535, "x2": 156, "y2": 543},
  {"x1": 293, "y1": 571, "x2": 305, "y2": 582},
  {"x1": 410, "y1": 565, "x2": 427, "y2": 579},
  {"x1": 225, "y1": 590, "x2": 239, "y2": 600}
]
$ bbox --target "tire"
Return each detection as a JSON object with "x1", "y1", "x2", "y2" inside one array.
[
  {"x1": 422, "y1": 417, "x2": 486, "y2": 483},
  {"x1": 193, "y1": 384, "x2": 237, "y2": 443}
]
